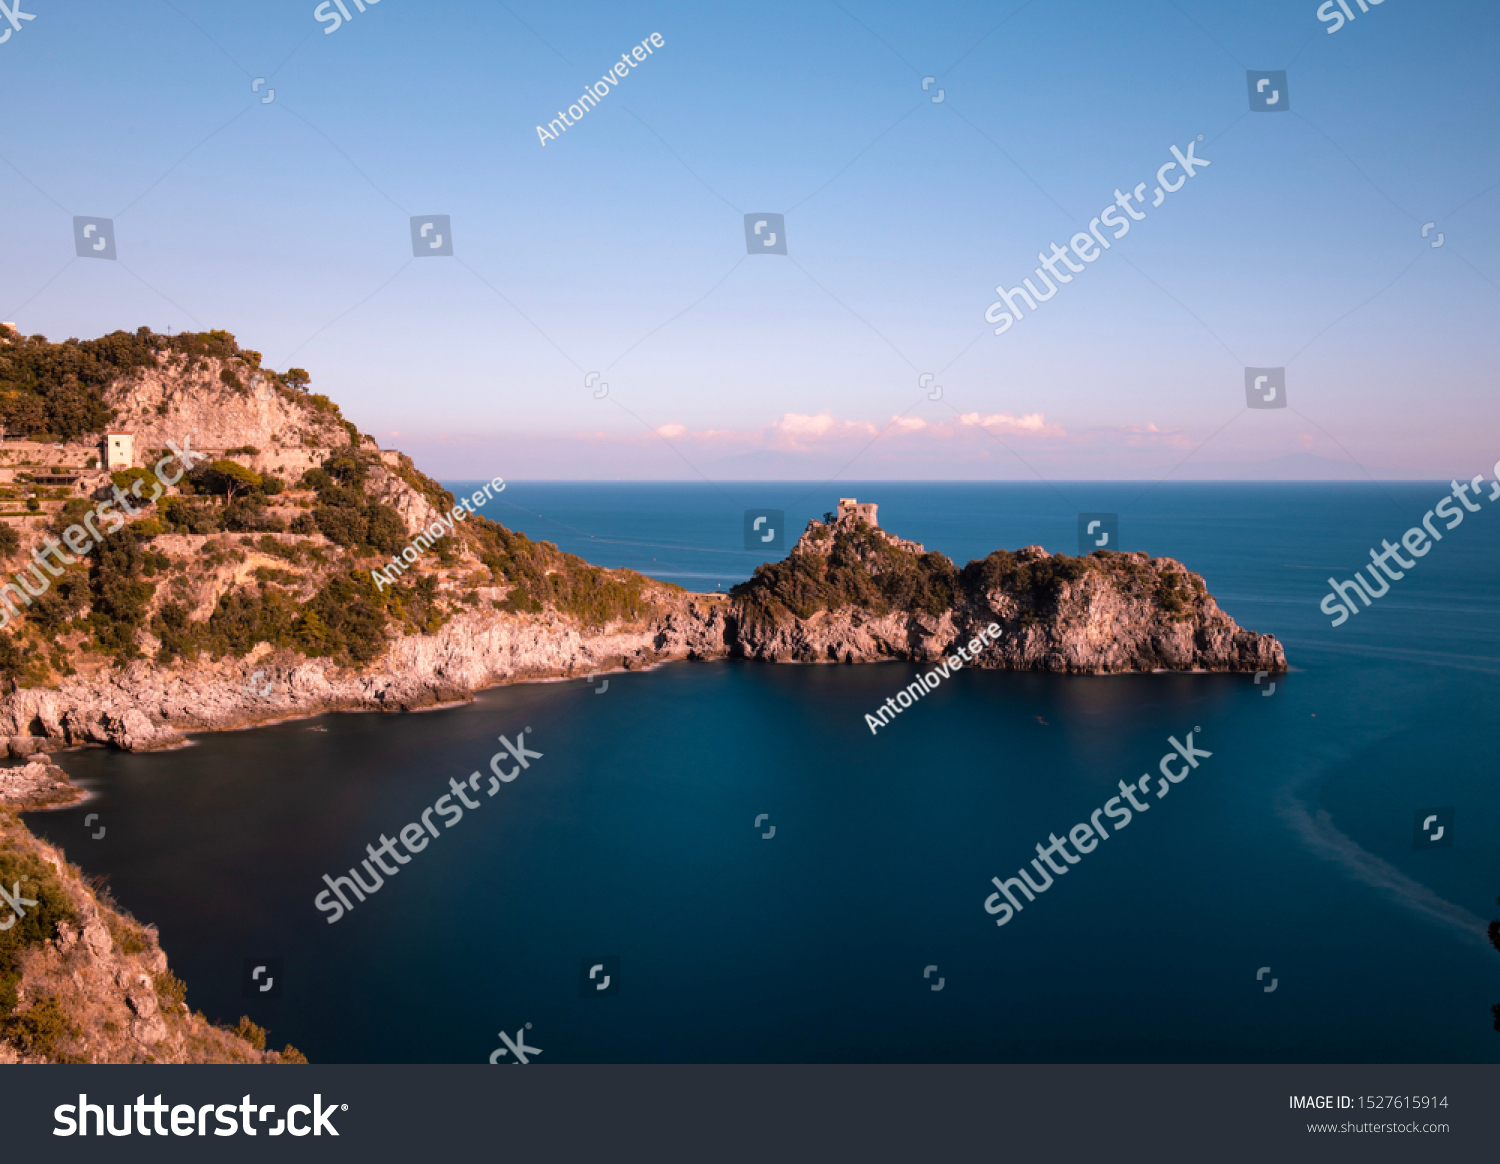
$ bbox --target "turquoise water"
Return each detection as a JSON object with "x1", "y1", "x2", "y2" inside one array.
[{"x1": 23, "y1": 483, "x2": 1500, "y2": 1063}]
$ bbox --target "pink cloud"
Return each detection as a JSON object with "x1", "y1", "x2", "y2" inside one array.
[
  {"x1": 769, "y1": 411, "x2": 878, "y2": 447},
  {"x1": 957, "y1": 411, "x2": 1066, "y2": 437}
]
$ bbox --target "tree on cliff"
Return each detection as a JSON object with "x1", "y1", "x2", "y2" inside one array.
[
  {"x1": 192, "y1": 459, "x2": 261, "y2": 503},
  {"x1": 87, "y1": 530, "x2": 153, "y2": 658}
]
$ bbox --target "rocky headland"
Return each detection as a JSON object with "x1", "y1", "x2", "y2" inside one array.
[
  {"x1": 0, "y1": 324, "x2": 1284, "y2": 1061},
  {"x1": 729, "y1": 508, "x2": 1285, "y2": 673},
  {"x1": 0, "y1": 807, "x2": 302, "y2": 1064},
  {"x1": 0, "y1": 325, "x2": 1283, "y2": 757}
]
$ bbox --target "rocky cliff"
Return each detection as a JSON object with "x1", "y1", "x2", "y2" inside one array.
[
  {"x1": 0, "y1": 326, "x2": 1286, "y2": 1063},
  {"x1": 729, "y1": 511, "x2": 1285, "y2": 673},
  {"x1": 0, "y1": 326, "x2": 1285, "y2": 761},
  {"x1": 0, "y1": 597, "x2": 732, "y2": 754},
  {"x1": 0, "y1": 796, "x2": 302, "y2": 1064}
]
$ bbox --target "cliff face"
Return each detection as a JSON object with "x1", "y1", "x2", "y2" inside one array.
[
  {"x1": 102, "y1": 353, "x2": 355, "y2": 473},
  {"x1": 0, "y1": 506, "x2": 1284, "y2": 757},
  {"x1": 0, "y1": 326, "x2": 1290, "y2": 1064},
  {"x1": 0, "y1": 596, "x2": 732, "y2": 753},
  {"x1": 0, "y1": 803, "x2": 300, "y2": 1064},
  {"x1": 728, "y1": 513, "x2": 1285, "y2": 673},
  {"x1": 0, "y1": 328, "x2": 1285, "y2": 757}
]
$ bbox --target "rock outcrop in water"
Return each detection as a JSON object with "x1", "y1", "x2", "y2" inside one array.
[
  {"x1": 0, "y1": 325, "x2": 1288, "y2": 1063},
  {"x1": 0, "y1": 326, "x2": 1283, "y2": 758},
  {"x1": 728, "y1": 509, "x2": 1286, "y2": 673},
  {"x1": 0, "y1": 506, "x2": 1283, "y2": 756}
]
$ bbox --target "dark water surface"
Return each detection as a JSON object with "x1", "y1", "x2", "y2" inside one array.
[{"x1": 23, "y1": 483, "x2": 1500, "y2": 1063}]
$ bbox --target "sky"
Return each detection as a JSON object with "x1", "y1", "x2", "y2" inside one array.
[{"x1": 1, "y1": 0, "x2": 1497, "y2": 481}]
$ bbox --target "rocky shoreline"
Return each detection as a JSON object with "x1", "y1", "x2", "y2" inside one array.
[
  {"x1": 0, "y1": 568, "x2": 1283, "y2": 762},
  {"x1": 0, "y1": 596, "x2": 734, "y2": 755},
  {"x1": 0, "y1": 758, "x2": 85, "y2": 810}
]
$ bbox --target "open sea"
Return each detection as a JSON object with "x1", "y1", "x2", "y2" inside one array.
[{"x1": 22, "y1": 482, "x2": 1500, "y2": 1063}]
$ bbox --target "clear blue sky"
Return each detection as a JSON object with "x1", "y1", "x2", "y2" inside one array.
[{"x1": 1, "y1": 0, "x2": 1496, "y2": 480}]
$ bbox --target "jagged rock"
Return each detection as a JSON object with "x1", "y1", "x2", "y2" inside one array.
[
  {"x1": 131, "y1": 1016, "x2": 169, "y2": 1045},
  {"x1": 82, "y1": 922, "x2": 111, "y2": 958},
  {"x1": 0, "y1": 758, "x2": 82, "y2": 810},
  {"x1": 0, "y1": 811, "x2": 299, "y2": 1064},
  {"x1": 0, "y1": 333, "x2": 1284, "y2": 755},
  {"x1": 365, "y1": 461, "x2": 445, "y2": 538},
  {"x1": 731, "y1": 523, "x2": 1286, "y2": 674},
  {"x1": 0, "y1": 527, "x2": 1285, "y2": 751},
  {"x1": 126, "y1": 987, "x2": 158, "y2": 1018}
]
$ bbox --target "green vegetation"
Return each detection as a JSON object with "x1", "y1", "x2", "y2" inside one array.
[
  {"x1": 110, "y1": 467, "x2": 155, "y2": 495},
  {"x1": 232, "y1": 1015, "x2": 267, "y2": 1051},
  {"x1": 0, "y1": 328, "x2": 218, "y2": 439},
  {"x1": 732, "y1": 521, "x2": 963, "y2": 623},
  {"x1": 157, "y1": 461, "x2": 286, "y2": 536},
  {"x1": 191, "y1": 459, "x2": 261, "y2": 501},
  {"x1": 301, "y1": 451, "x2": 412, "y2": 555},
  {"x1": 0, "y1": 341, "x2": 663, "y2": 668},
  {"x1": 0, "y1": 846, "x2": 77, "y2": 1025},
  {"x1": 0, "y1": 327, "x2": 332, "y2": 444},
  {"x1": 158, "y1": 497, "x2": 221, "y2": 535},
  {"x1": 0, "y1": 630, "x2": 50, "y2": 688},
  {"x1": 103, "y1": 911, "x2": 151, "y2": 956},
  {"x1": 470, "y1": 520, "x2": 650, "y2": 627},
  {"x1": 88, "y1": 530, "x2": 155, "y2": 657},
  {"x1": 154, "y1": 969, "x2": 189, "y2": 1011},
  {"x1": 227, "y1": 1015, "x2": 306, "y2": 1062},
  {"x1": 0, "y1": 993, "x2": 83, "y2": 1062},
  {"x1": 959, "y1": 549, "x2": 1094, "y2": 630},
  {"x1": 731, "y1": 521, "x2": 1210, "y2": 630},
  {"x1": 23, "y1": 568, "x2": 90, "y2": 633},
  {"x1": 153, "y1": 567, "x2": 393, "y2": 666}
]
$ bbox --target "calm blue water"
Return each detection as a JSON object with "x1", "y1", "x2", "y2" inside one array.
[{"x1": 22, "y1": 483, "x2": 1500, "y2": 1063}]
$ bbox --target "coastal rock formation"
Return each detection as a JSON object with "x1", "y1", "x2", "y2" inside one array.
[
  {"x1": 0, "y1": 810, "x2": 302, "y2": 1064},
  {"x1": 0, "y1": 326, "x2": 1290, "y2": 1064},
  {"x1": 0, "y1": 328, "x2": 1284, "y2": 759},
  {"x1": 0, "y1": 507, "x2": 1282, "y2": 756},
  {"x1": 729, "y1": 511, "x2": 1285, "y2": 673},
  {"x1": 0, "y1": 759, "x2": 82, "y2": 810},
  {"x1": 0, "y1": 594, "x2": 733, "y2": 754}
]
